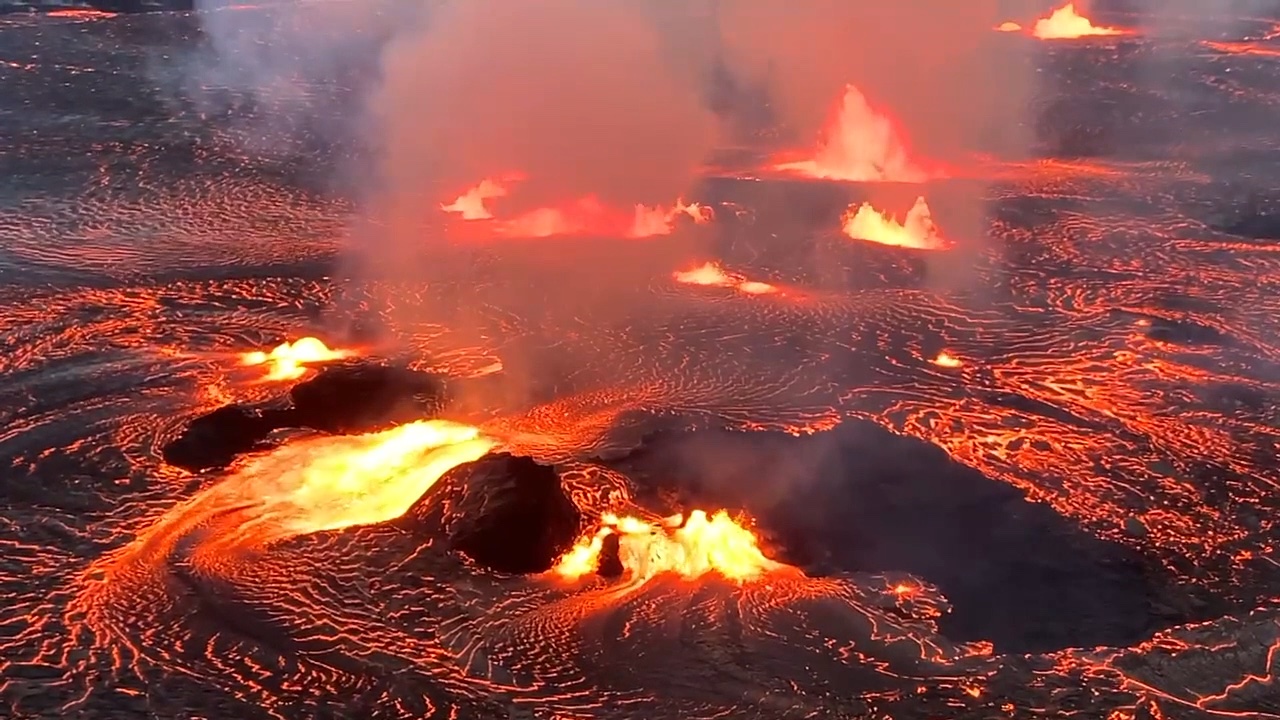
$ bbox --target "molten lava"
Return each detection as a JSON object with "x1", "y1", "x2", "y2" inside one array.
[
  {"x1": 841, "y1": 197, "x2": 950, "y2": 250},
  {"x1": 672, "y1": 261, "x2": 778, "y2": 295},
  {"x1": 932, "y1": 352, "x2": 963, "y2": 368},
  {"x1": 241, "y1": 337, "x2": 352, "y2": 381},
  {"x1": 554, "y1": 509, "x2": 786, "y2": 583},
  {"x1": 442, "y1": 175, "x2": 711, "y2": 238},
  {"x1": 1031, "y1": 3, "x2": 1125, "y2": 40},
  {"x1": 997, "y1": 21, "x2": 1022, "y2": 32},
  {"x1": 220, "y1": 419, "x2": 495, "y2": 543},
  {"x1": 773, "y1": 85, "x2": 930, "y2": 183}
]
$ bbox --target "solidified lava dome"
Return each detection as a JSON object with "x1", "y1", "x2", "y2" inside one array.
[{"x1": 2, "y1": 2, "x2": 1280, "y2": 719}]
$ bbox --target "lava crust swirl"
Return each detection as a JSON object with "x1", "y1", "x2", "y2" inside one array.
[{"x1": 3, "y1": 3, "x2": 1280, "y2": 720}]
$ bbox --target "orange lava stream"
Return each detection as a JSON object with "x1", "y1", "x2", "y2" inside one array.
[
  {"x1": 772, "y1": 85, "x2": 931, "y2": 182},
  {"x1": 240, "y1": 336, "x2": 352, "y2": 381},
  {"x1": 1031, "y1": 3, "x2": 1127, "y2": 40},
  {"x1": 672, "y1": 261, "x2": 779, "y2": 295},
  {"x1": 841, "y1": 197, "x2": 951, "y2": 250},
  {"x1": 100, "y1": 420, "x2": 497, "y2": 562},
  {"x1": 555, "y1": 510, "x2": 788, "y2": 583},
  {"x1": 46, "y1": 9, "x2": 118, "y2": 19},
  {"x1": 1202, "y1": 41, "x2": 1280, "y2": 58}
]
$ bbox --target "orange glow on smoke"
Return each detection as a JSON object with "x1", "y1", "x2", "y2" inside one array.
[
  {"x1": 841, "y1": 197, "x2": 950, "y2": 250},
  {"x1": 442, "y1": 175, "x2": 711, "y2": 238},
  {"x1": 773, "y1": 85, "x2": 930, "y2": 182},
  {"x1": 240, "y1": 337, "x2": 352, "y2": 381},
  {"x1": 672, "y1": 261, "x2": 778, "y2": 295},
  {"x1": 222, "y1": 420, "x2": 495, "y2": 543},
  {"x1": 1032, "y1": 3, "x2": 1126, "y2": 40},
  {"x1": 554, "y1": 510, "x2": 786, "y2": 583}
]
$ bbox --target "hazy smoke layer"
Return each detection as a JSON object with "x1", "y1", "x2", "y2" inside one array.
[{"x1": 372, "y1": 0, "x2": 717, "y2": 214}]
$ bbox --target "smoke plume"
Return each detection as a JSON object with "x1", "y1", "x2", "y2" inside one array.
[{"x1": 713, "y1": 0, "x2": 1034, "y2": 162}]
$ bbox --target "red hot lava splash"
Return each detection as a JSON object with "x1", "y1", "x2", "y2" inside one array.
[
  {"x1": 772, "y1": 85, "x2": 933, "y2": 182},
  {"x1": 554, "y1": 509, "x2": 789, "y2": 583},
  {"x1": 240, "y1": 337, "x2": 353, "y2": 381},
  {"x1": 842, "y1": 197, "x2": 951, "y2": 250},
  {"x1": 442, "y1": 176, "x2": 712, "y2": 238},
  {"x1": 1000, "y1": 3, "x2": 1128, "y2": 40}
]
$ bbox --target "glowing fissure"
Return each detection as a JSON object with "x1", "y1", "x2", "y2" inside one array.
[
  {"x1": 241, "y1": 336, "x2": 352, "y2": 381},
  {"x1": 442, "y1": 175, "x2": 711, "y2": 238},
  {"x1": 841, "y1": 197, "x2": 950, "y2": 250},
  {"x1": 554, "y1": 509, "x2": 787, "y2": 583},
  {"x1": 774, "y1": 85, "x2": 930, "y2": 182}
]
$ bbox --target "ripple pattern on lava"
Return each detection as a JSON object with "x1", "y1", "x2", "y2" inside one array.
[{"x1": 3, "y1": 7, "x2": 1280, "y2": 720}]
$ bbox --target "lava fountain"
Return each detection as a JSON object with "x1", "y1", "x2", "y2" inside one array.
[
  {"x1": 772, "y1": 85, "x2": 931, "y2": 182},
  {"x1": 554, "y1": 509, "x2": 789, "y2": 584},
  {"x1": 841, "y1": 197, "x2": 950, "y2": 250},
  {"x1": 1031, "y1": 3, "x2": 1126, "y2": 40},
  {"x1": 241, "y1": 337, "x2": 353, "y2": 381}
]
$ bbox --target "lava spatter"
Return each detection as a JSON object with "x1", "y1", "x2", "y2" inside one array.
[
  {"x1": 1030, "y1": 3, "x2": 1128, "y2": 40},
  {"x1": 554, "y1": 509, "x2": 788, "y2": 583},
  {"x1": 842, "y1": 197, "x2": 951, "y2": 250},
  {"x1": 771, "y1": 85, "x2": 933, "y2": 182},
  {"x1": 672, "y1": 261, "x2": 780, "y2": 295},
  {"x1": 241, "y1": 336, "x2": 353, "y2": 381},
  {"x1": 441, "y1": 174, "x2": 712, "y2": 239}
]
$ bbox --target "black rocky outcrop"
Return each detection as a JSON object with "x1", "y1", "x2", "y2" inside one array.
[
  {"x1": 161, "y1": 363, "x2": 449, "y2": 473},
  {"x1": 442, "y1": 454, "x2": 583, "y2": 575}
]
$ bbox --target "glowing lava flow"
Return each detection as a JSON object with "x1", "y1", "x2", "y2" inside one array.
[
  {"x1": 841, "y1": 197, "x2": 950, "y2": 250},
  {"x1": 442, "y1": 175, "x2": 711, "y2": 238},
  {"x1": 554, "y1": 510, "x2": 787, "y2": 583},
  {"x1": 178, "y1": 420, "x2": 495, "y2": 549},
  {"x1": 773, "y1": 85, "x2": 930, "y2": 182},
  {"x1": 240, "y1": 337, "x2": 352, "y2": 381},
  {"x1": 1031, "y1": 3, "x2": 1126, "y2": 39},
  {"x1": 672, "y1": 261, "x2": 779, "y2": 295}
]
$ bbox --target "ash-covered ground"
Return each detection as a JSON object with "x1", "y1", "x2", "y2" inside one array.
[{"x1": 1, "y1": 3, "x2": 1279, "y2": 719}]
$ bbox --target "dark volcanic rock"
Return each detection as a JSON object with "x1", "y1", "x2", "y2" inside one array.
[
  {"x1": 443, "y1": 454, "x2": 583, "y2": 575},
  {"x1": 611, "y1": 421, "x2": 1186, "y2": 655},
  {"x1": 288, "y1": 364, "x2": 448, "y2": 434},
  {"x1": 1223, "y1": 212, "x2": 1280, "y2": 240},
  {"x1": 160, "y1": 405, "x2": 273, "y2": 472}
]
